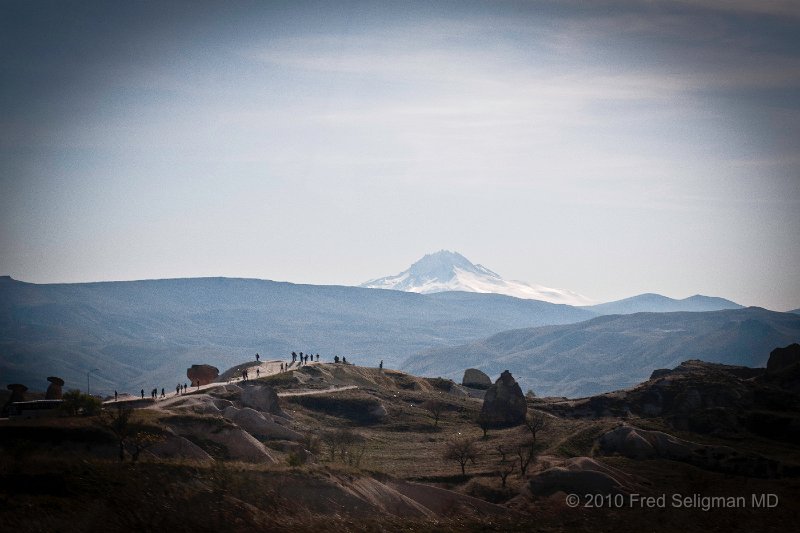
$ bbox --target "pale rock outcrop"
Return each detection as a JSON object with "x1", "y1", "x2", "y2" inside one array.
[
  {"x1": 147, "y1": 431, "x2": 214, "y2": 463},
  {"x1": 222, "y1": 406, "x2": 302, "y2": 441},
  {"x1": 240, "y1": 384, "x2": 290, "y2": 418}
]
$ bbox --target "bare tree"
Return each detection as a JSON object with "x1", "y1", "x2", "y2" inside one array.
[
  {"x1": 422, "y1": 399, "x2": 446, "y2": 427},
  {"x1": 96, "y1": 404, "x2": 163, "y2": 462},
  {"x1": 522, "y1": 410, "x2": 548, "y2": 443},
  {"x1": 321, "y1": 429, "x2": 366, "y2": 466},
  {"x1": 495, "y1": 443, "x2": 515, "y2": 487},
  {"x1": 443, "y1": 436, "x2": 478, "y2": 475},
  {"x1": 516, "y1": 439, "x2": 539, "y2": 477},
  {"x1": 97, "y1": 404, "x2": 134, "y2": 461}
]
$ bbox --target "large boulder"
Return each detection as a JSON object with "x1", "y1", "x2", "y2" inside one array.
[
  {"x1": 767, "y1": 343, "x2": 800, "y2": 373},
  {"x1": 478, "y1": 370, "x2": 527, "y2": 428},
  {"x1": 45, "y1": 376, "x2": 65, "y2": 399},
  {"x1": 462, "y1": 369, "x2": 492, "y2": 389},
  {"x1": 187, "y1": 364, "x2": 219, "y2": 386}
]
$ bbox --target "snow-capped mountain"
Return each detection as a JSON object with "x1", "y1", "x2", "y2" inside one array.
[{"x1": 359, "y1": 250, "x2": 595, "y2": 306}]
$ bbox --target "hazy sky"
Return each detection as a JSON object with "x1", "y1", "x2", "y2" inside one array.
[{"x1": 1, "y1": 0, "x2": 799, "y2": 310}]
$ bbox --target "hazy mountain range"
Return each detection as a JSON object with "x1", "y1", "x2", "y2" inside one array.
[
  {"x1": 359, "y1": 250, "x2": 596, "y2": 306},
  {"x1": 401, "y1": 307, "x2": 800, "y2": 398},
  {"x1": 0, "y1": 275, "x2": 592, "y2": 394},
  {"x1": 2, "y1": 251, "x2": 790, "y2": 399}
]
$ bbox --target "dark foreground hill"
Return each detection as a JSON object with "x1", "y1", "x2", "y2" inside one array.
[
  {"x1": 402, "y1": 307, "x2": 800, "y2": 397},
  {"x1": 2, "y1": 357, "x2": 799, "y2": 532},
  {"x1": 0, "y1": 276, "x2": 593, "y2": 393}
]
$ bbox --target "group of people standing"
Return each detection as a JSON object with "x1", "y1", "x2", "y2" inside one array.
[
  {"x1": 290, "y1": 351, "x2": 318, "y2": 366},
  {"x1": 138, "y1": 383, "x2": 188, "y2": 400}
]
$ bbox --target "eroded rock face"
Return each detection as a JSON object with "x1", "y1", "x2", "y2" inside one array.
[
  {"x1": 187, "y1": 364, "x2": 219, "y2": 386},
  {"x1": 462, "y1": 368, "x2": 492, "y2": 389},
  {"x1": 478, "y1": 370, "x2": 527, "y2": 428},
  {"x1": 596, "y1": 425, "x2": 782, "y2": 478},
  {"x1": 45, "y1": 376, "x2": 65, "y2": 399}
]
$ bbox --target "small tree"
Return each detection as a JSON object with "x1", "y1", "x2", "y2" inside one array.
[
  {"x1": 61, "y1": 389, "x2": 101, "y2": 416},
  {"x1": 321, "y1": 429, "x2": 366, "y2": 466},
  {"x1": 516, "y1": 439, "x2": 540, "y2": 477},
  {"x1": 422, "y1": 399, "x2": 446, "y2": 427},
  {"x1": 97, "y1": 404, "x2": 163, "y2": 462},
  {"x1": 496, "y1": 443, "x2": 515, "y2": 487},
  {"x1": 522, "y1": 410, "x2": 548, "y2": 443},
  {"x1": 97, "y1": 404, "x2": 134, "y2": 461},
  {"x1": 443, "y1": 436, "x2": 478, "y2": 475}
]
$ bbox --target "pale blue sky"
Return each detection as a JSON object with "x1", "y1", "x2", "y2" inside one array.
[{"x1": 1, "y1": 0, "x2": 799, "y2": 310}]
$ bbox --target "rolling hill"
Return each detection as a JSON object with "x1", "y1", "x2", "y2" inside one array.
[
  {"x1": 0, "y1": 275, "x2": 594, "y2": 394},
  {"x1": 401, "y1": 307, "x2": 800, "y2": 398},
  {"x1": 584, "y1": 293, "x2": 742, "y2": 315}
]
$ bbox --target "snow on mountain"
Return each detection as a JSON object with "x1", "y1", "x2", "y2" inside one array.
[{"x1": 359, "y1": 250, "x2": 596, "y2": 306}]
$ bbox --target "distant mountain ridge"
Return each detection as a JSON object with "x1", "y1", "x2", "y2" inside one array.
[
  {"x1": 359, "y1": 250, "x2": 595, "y2": 306},
  {"x1": 0, "y1": 276, "x2": 594, "y2": 394},
  {"x1": 401, "y1": 307, "x2": 800, "y2": 398},
  {"x1": 585, "y1": 293, "x2": 743, "y2": 315}
]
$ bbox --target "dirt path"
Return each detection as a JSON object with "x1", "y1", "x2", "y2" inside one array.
[
  {"x1": 104, "y1": 360, "x2": 340, "y2": 408},
  {"x1": 278, "y1": 385, "x2": 358, "y2": 397}
]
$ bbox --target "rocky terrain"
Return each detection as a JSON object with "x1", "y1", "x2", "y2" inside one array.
[{"x1": 2, "y1": 347, "x2": 799, "y2": 531}]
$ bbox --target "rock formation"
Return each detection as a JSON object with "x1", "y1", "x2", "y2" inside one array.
[
  {"x1": 528, "y1": 458, "x2": 629, "y2": 496},
  {"x1": 2, "y1": 383, "x2": 29, "y2": 416},
  {"x1": 45, "y1": 376, "x2": 65, "y2": 399},
  {"x1": 222, "y1": 406, "x2": 302, "y2": 441},
  {"x1": 596, "y1": 425, "x2": 782, "y2": 478},
  {"x1": 462, "y1": 368, "x2": 492, "y2": 389},
  {"x1": 240, "y1": 384, "x2": 290, "y2": 418},
  {"x1": 187, "y1": 364, "x2": 219, "y2": 386},
  {"x1": 766, "y1": 343, "x2": 800, "y2": 373},
  {"x1": 478, "y1": 370, "x2": 527, "y2": 428}
]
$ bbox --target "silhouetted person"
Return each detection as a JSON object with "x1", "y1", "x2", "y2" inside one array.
[
  {"x1": 161, "y1": 388, "x2": 165, "y2": 398},
  {"x1": 342, "y1": 357, "x2": 347, "y2": 364},
  {"x1": 256, "y1": 353, "x2": 260, "y2": 362},
  {"x1": 334, "y1": 355, "x2": 339, "y2": 364},
  {"x1": 256, "y1": 368, "x2": 260, "y2": 378},
  {"x1": 316, "y1": 354, "x2": 319, "y2": 362},
  {"x1": 183, "y1": 383, "x2": 187, "y2": 393},
  {"x1": 305, "y1": 354, "x2": 309, "y2": 364},
  {"x1": 176, "y1": 384, "x2": 180, "y2": 396},
  {"x1": 379, "y1": 360, "x2": 383, "y2": 370},
  {"x1": 141, "y1": 389, "x2": 145, "y2": 399},
  {"x1": 114, "y1": 390, "x2": 118, "y2": 401}
]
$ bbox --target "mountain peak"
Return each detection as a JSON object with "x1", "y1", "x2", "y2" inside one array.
[{"x1": 359, "y1": 251, "x2": 594, "y2": 306}]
